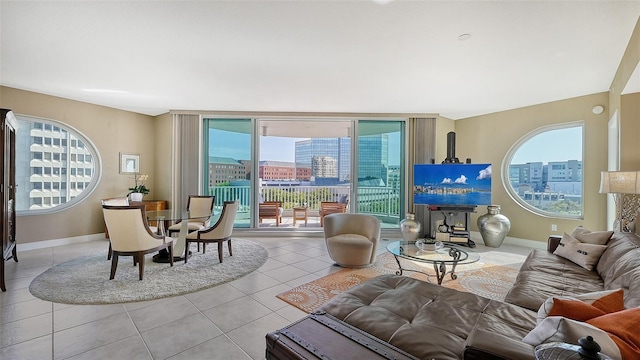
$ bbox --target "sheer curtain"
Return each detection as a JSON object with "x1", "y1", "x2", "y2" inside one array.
[{"x1": 171, "y1": 113, "x2": 200, "y2": 212}]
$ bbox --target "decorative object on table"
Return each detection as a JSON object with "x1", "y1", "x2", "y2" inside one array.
[
  {"x1": 477, "y1": 205, "x2": 510, "y2": 247},
  {"x1": 534, "y1": 335, "x2": 613, "y2": 360},
  {"x1": 128, "y1": 174, "x2": 149, "y2": 201},
  {"x1": 415, "y1": 239, "x2": 444, "y2": 252},
  {"x1": 599, "y1": 170, "x2": 640, "y2": 232},
  {"x1": 400, "y1": 213, "x2": 421, "y2": 242}
]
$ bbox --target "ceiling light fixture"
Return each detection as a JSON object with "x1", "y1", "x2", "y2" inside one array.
[
  {"x1": 592, "y1": 105, "x2": 605, "y2": 115},
  {"x1": 458, "y1": 33, "x2": 471, "y2": 41}
]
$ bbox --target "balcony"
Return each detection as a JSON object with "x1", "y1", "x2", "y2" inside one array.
[{"x1": 208, "y1": 185, "x2": 401, "y2": 229}]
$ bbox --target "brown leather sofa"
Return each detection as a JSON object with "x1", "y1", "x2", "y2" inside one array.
[{"x1": 296, "y1": 231, "x2": 640, "y2": 359}]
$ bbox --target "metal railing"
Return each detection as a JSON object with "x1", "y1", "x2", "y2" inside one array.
[{"x1": 208, "y1": 185, "x2": 401, "y2": 223}]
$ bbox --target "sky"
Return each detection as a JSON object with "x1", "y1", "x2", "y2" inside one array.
[{"x1": 210, "y1": 126, "x2": 581, "y2": 166}]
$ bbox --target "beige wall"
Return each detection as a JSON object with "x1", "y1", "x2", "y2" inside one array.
[
  {"x1": 0, "y1": 86, "x2": 158, "y2": 244},
  {"x1": 454, "y1": 93, "x2": 610, "y2": 243},
  {"x1": 620, "y1": 92, "x2": 640, "y2": 170}
]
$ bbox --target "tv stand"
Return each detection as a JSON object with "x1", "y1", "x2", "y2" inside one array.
[{"x1": 419, "y1": 205, "x2": 476, "y2": 248}]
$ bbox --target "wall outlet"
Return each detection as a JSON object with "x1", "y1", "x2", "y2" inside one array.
[{"x1": 551, "y1": 224, "x2": 557, "y2": 231}]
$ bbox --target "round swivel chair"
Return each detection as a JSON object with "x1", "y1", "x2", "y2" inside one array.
[{"x1": 323, "y1": 213, "x2": 381, "y2": 267}]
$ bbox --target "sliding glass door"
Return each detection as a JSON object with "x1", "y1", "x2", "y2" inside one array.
[
  {"x1": 202, "y1": 117, "x2": 406, "y2": 230},
  {"x1": 203, "y1": 118, "x2": 252, "y2": 228},
  {"x1": 357, "y1": 120, "x2": 405, "y2": 228}
]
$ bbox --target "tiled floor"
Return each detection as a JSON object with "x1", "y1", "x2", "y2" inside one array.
[{"x1": 0, "y1": 235, "x2": 532, "y2": 360}]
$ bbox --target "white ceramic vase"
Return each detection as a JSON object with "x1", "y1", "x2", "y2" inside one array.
[{"x1": 130, "y1": 192, "x2": 144, "y2": 202}]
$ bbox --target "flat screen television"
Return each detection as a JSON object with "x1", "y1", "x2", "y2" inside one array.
[{"x1": 413, "y1": 163, "x2": 492, "y2": 207}]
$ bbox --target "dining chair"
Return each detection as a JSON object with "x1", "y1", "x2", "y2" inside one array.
[
  {"x1": 102, "y1": 204, "x2": 174, "y2": 280},
  {"x1": 167, "y1": 195, "x2": 215, "y2": 237},
  {"x1": 185, "y1": 200, "x2": 238, "y2": 263},
  {"x1": 101, "y1": 197, "x2": 130, "y2": 260}
]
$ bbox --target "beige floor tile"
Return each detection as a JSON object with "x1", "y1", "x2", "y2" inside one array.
[
  {"x1": 291, "y1": 258, "x2": 333, "y2": 273},
  {"x1": 141, "y1": 313, "x2": 222, "y2": 360},
  {"x1": 226, "y1": 312, "x2": 291, "y2": 360},
  {"x1": 53, "y1": 312, "x2": 137, "y2": 359},
  {"x1": 0, "y1": 312, "x2": 52, "y2": 348},
  {"x1": 261, "y1": 265, "x2": 312, "y2": 283},
  {"x1": 228, "y1": 272, "x2": 281, "y2": 294},
  {"x1": 184, "y1": 283, "x2": 246, "y2": 311},
  {"x1": 275, "y1": 305, "x2": 308, "y2": 323},
  {"x1": 128, "y1": 296, "x2": 199, "y2": 332},
  {"x1": 0, "y1": 334, "x2": 52, "y2": 360},
  {"x1": 65, "y1": 336, "x2": 152, "y2": 360},
  {"x1": 0, "y1": 298, "x2": 51, "y2": 325},
  {"x1": 166, "y1": 335, "x2": 251, "y2": 360},
  {"x1": 268, "y1": 252, "x2": 311, "y2": 264},
  {"x1": 249, "y1": 284, "x2": 292, "y2": 311},
  {"x1": 203, "y1": 296, "x2": 272, "y2": 332},
  {"x1": 53, "y1": 303, "x2": 126, "y2": 331}
]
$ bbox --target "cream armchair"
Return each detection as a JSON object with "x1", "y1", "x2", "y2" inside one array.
[
  {"x1": 102, "y1": 205, "x2": 174, "y2": 280},
  {"x1": 323, "y1": 213, "x2": 381, "y2": 267},
  {"x1": 185, "y1": 201, "x2": 239, "y2": 263}
]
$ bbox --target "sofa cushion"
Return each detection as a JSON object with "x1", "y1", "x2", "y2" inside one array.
[
  {"x1": 586, "y1": 308, "x2": 640, "y2": 360},
  {"x1": 596, "y1": 232, "x2": 640, "y2": 292},
  {"x1": 522, "y1": 316, "x2": 622, "y2": 359},
  {"x1": 505, "y1": 249, "x2": 604, "y2": 311},
  {"x1": 571, "y1": 226, "x2": 614, "y2": 245},
  {"x1": 535, "y1": 289, "x2": 625, "y2": 324},
  {"x1": 321, "y1": 274, "x2": 537, "y2": 360},
  {"x1": 553, "y1": 233, "x2": 607, "y2": 271}
]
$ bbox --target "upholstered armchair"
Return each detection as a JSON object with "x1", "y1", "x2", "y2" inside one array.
[
  {"x1": 102, "y1": 205, "x2": 174, "y2": 280},
  {"x1": 101, "y1": 197, "x2": 129, "y2": 260},
  {"x1": 185, "y1": 201, "x2": 239, "y2": 263},
  {"x1": 323, "y1": 213, "x2": 381, "y2": 267},
  {"x1": 167, "y1": 195, "x2": 215, "y2": 237}
]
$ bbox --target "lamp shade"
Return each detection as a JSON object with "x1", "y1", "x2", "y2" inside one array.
[{"x1": 599, "y1": 171, "x2": 640, "y2": 194}]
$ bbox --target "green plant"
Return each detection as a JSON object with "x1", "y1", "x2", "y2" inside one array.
[{"x1": 128, "y1": 174, "x2": 149, "y2": 195}]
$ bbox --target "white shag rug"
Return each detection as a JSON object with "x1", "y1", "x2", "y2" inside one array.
[{"x1": 29, "y1": 238, "x2": 268, "y2": 304}]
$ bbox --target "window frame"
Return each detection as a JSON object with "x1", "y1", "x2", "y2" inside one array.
[
  {"x1": 501, "y1": 121, "x2": 584, "y2": 220},
  {"x1": 15, "y1": 114, "x2": 102, "y2": 216}
]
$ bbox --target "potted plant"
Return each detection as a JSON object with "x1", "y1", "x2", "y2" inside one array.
[{"x1": 128, "y1": 174, "x2": 149, "y2": 201}]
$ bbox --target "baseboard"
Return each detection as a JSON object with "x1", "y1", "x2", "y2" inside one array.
[{"x1": 16, "y1": 233, "x2": 106, "y2": 252}]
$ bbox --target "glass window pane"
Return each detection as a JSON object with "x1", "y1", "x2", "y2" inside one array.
[{"x1": 505, "y1": 124, "x2": 583, "y2": 218}]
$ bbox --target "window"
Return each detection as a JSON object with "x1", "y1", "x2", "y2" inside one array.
[
  {"x1": 15, "y1": 115, "x2": 100, "y2": 213},
  {"x1": 503, "y1": 122, "x2": 583, "y2": 218}
]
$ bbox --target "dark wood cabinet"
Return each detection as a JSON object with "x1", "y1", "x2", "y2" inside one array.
[{"x1": 1, "y1": 109, "x2": 19, "y2": 292}]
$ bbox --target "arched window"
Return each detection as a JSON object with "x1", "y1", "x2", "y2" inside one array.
[
  {"x1": 502, "y1": 122, "x2": 583, "y2": 219},
  {"x1": 14, "y1": 115, "x2": 100, "y2": 214}
]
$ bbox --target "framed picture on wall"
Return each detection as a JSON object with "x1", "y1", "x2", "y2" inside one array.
[{"x1": 120, "y1": 153, "x2": 140, "y2": 174}]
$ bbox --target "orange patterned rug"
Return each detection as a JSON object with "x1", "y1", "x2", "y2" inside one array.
[{"x1": 277, "y1": 252, "x2": 520, "y2": 313}]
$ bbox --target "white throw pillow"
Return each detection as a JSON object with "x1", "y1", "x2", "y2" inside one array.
[
  {"x1": 553, "y1": 233, "x2": 607, "y2": 271},
  {"x1": 523, "y1": 316, "x2": 621, "y2": 360},
  {"x1": 571, "y1": 226, "x2": 614, "y2": 245}
]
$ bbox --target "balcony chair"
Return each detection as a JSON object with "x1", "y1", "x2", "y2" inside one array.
[
  {"x1": 259, "y1": 201, "x2": 283, "y2": 226},
  {"x1": 185, "y1": 200, "x2": 239, "y2": 263},
  {"x1": 102, "y1": 204, "x2": 174, "y2": 280},
  {"x1": 319, "y1": 201, "x2": 347, "y2": 226},
  {"x1": 323, "y1": 213, "x2": 381, "y2": 267},
  {"x1": 167, "y1": 195, "x2": 215, "y2": 250}
]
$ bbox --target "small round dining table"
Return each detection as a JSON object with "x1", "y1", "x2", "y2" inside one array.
[{"x1": 146, "y1": 209, "x2": 210, "y2": 263}]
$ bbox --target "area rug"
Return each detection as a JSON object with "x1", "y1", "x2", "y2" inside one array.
[
  {"x1": 277, "y1": 252, "x2": 520, "y2": 313},
  {"x1": 30, "y1": 238, "x2": 267, "y2": 305}
]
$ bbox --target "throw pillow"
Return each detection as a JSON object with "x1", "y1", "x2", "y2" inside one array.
[
  {"x1": 587, "y1": 308, "x2": 640, "y2": 360},
  {"x1": 553, "y1": 233, "x2": 608, "y2": 270},
  {"x1": 571, "y1": 226, "x2": 614, "y2": 245},
  {"x1": 522, "y1": 316, "x2": 622, "y2": 360},
  {"x1": 536, "y1": 289, "x2": 625, "y2": 324}
]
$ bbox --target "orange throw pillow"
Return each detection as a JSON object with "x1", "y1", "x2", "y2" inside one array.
[
  {"x1": 548, "y1": 289, "x2": 625, "y2": 321},
  {"x1": 587, "y1": 308, "x2": 640, "y2": 360},
  {"x1": 548, "y1": 298, "x2": 606, "y2": 321}
]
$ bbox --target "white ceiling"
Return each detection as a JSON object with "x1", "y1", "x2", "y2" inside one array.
[{"x1": 1, "y1": 1, "x2": 639, "y2": 120}]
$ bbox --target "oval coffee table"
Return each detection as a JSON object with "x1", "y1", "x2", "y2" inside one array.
[{"x1": 387, "y1": 240, "x2": 480, "y2": 285}]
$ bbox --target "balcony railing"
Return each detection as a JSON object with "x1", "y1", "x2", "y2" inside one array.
[{"x1": 208, "y1": 185, "x2": 401, "y2": 226}]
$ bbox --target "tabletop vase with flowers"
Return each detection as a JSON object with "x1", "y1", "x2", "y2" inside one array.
[{"x1": 128, "y1": 174, "x2": 149, "y2": 201}]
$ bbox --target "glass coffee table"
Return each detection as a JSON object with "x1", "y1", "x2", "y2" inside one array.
[{"x1": 387, "y1": 240, "x2": 480, "y2": 285}]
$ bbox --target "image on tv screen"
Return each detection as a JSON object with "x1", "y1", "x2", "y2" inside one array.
[{"x1": 413, "y1": 163, "x2": 492, "y2": 206}]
